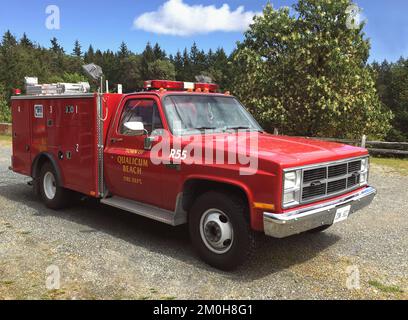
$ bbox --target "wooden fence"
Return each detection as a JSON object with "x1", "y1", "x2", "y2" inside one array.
[
  {"x1": 311, "y1": 136, "x2": 408, "y2": 157},
  {"x1": 298, "y1": 135, "x2": 408, "y2": 157},
  {"x1": 272, "y1": 130, "x2": 408, "y2": 157}
]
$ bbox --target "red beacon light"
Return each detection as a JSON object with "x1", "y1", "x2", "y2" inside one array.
[
  {"x1": 194, "y1": 83, "x2": 219, "y2": 93},
  {"x1": 144, "y1": 80, "x2": 184, "y2": 91},
  {"x1": 143, "y1": 80, "x2": 220, "y2": 93}
]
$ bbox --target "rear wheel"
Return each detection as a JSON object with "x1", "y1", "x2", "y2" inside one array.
[
  {"x1": 189, "y1": 191, "x2": 257, "y2": 271},
  {"x1": 39, "y1": 162, "x2": 70, "y2": 210}
]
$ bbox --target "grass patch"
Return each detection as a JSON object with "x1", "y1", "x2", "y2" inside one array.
[
  {"x1": 42, "y1": 289, "x2": 67, "y2": 300},
  {"x1": 0, "y1": 135, "x2": 11, "y2": 143},
  {"x1": 369, "y1": 280, "x2": 404, "y2": 294},
  {"x1": 371, "y1": 157, "x2": 408, "y2": 175}
]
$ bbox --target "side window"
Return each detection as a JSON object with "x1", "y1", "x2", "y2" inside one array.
[{"x1": 119, "y1": 99, "x2": 163, "y2": 136}]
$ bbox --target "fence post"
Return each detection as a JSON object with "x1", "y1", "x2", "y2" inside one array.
[{"x1": 361, "y1": 135, "x2": 367, "y2": 148}]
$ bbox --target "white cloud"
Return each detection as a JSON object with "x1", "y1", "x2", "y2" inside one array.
[{"x1": 133, "y1": 0, "x2": 259, "y2": 36}]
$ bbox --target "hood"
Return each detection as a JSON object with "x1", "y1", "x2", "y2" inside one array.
[
  {"x1": 177, "y1": 132, "x2": 368, "y2": 170},
  {"x1": 255, "y1": 134, "x2": 368, "y2": 168}
]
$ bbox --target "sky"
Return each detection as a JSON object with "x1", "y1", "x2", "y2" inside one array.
[{"x1": 0, "y1": 0, "x2": 407, "y2": 62}]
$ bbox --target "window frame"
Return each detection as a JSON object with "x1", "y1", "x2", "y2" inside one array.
[{"x1": 116, "y1": 97, "x2": 164, "y2": 137}]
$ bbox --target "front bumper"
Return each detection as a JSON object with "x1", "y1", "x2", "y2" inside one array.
[{"x1": 264, "y1": 186, "x2": 377, "y2": 238}]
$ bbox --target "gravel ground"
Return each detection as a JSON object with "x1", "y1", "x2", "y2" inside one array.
[{"x1": 0, "y1": 141, "x2": 407, "y2": 300}]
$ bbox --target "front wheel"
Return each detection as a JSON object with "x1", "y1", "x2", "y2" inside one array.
[
  {"x1": 189, "y1": 191, "x2": 258, "y2": 271},
  {"x1": 39, "y1": 162, "x2": 70, "y2": 210}
]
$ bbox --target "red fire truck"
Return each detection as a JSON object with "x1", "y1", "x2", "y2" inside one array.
[{"x1": 10, "y1": 79, "x2": 377, "y2": 270}]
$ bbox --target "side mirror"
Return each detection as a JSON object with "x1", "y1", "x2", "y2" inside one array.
[{"x1": 124, "y1": 121, "x2": 147, "y2": 136}]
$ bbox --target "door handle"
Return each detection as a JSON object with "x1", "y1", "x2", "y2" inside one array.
[{"x1": 110, "y1": 138, "x2": 123, "y2": 144}]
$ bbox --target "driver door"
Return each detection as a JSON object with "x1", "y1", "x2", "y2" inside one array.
[{"x1": 104, "y1": 96, "x2": 164, "y2": 208}]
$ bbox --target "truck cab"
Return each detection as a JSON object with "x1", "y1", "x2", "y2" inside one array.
[{"x1": 11, "y1": 79, "x2": 377, "y2": 270}]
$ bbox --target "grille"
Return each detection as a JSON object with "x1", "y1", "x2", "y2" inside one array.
[
  {"x1": 347, "y1": 174, "x2": 360, "y2": 188},
  {"x1": 328, "y1": 164, "x2": 347, "y2": 178},
  {"x1": 348, "y1": 161, "x2": 362, "y2": 173},
  {"x1": 327, "y1": 179, "x2": 347, "y2": 194},
  {"x1": 302, "y1": 184, "x2": 327, "y2": 201},
  {"x1": 300, "y1": 159, "x2": 364, "y2": 203},
  {"x1": 303, "y1": 168, "x2": 327, "y2": 183}
]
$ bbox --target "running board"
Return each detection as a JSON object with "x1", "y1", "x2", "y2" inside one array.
[{"x1": 101, "y1": 196, "x2": 187, "y2": 226}]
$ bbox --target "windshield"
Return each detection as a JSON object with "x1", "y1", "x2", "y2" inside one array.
[{"x1": 163, "y1": 95, "x2": 263, "y2": 135}]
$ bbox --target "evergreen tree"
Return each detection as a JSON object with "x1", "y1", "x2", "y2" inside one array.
[
  {"x1": 50, "y1": 37, "x2": 64, "y2": 54},
  {"x1": 20, "y1": 33, "x2": 34, "y2": 48},
  {"x1": 141, "y1": 42, "x2": 156, "y2": 79},
  {"x1": 118, "y1": 41, "x2": 130, "y2": 59},
  {"x1": 84, "y1": 45, "x2": 95, "y2": 63},
  {"x1": 153, "y1": 43, "x2": 166, "y2": 60},
  {"x1": 173, "y1": 50, "x2": 184, "y2": 81},
  {"x1": 72, "y1": 40, "x2": 82, "y2": 57},
  {"x1": 2, "y1": 30, "x2": 17, "y2": 47}
]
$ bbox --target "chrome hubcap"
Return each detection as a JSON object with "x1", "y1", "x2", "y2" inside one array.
[
  {"x1": 200, "y1": 209, "x2": 234, "y2": 254},
  {"x1": 43, "y1": 172, "x2": 56, "y2": 200}
]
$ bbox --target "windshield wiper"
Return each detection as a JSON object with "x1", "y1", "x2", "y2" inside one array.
[
  {"x1": 227, "y1": 126, "x2": 251, "y2": 130},
  {"x1": 194, "y1": 127, "x2": 217, "y2": 131},
  {"x1": 225, "y1": 126, "x2": 265, "y2": 133}
]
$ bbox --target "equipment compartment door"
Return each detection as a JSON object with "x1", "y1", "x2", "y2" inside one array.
[
  {"x1": 104, "y1": 96, "x2": 165, "y2": 208},
  {"x1": 11, "y1": 100, "x2": 32, "y2": 175}
]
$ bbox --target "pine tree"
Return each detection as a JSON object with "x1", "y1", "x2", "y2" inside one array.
[
  {"x1": 182, "y1": 48, "x2": 192, "y2": 81},
  {"x1": 72, "y1": 40, "x2": 82, "y2": 57},
  {"x1": 50, "y1": 37, "x2": 64, "y2": 54},
  {"x1": 2, "y1": 30, "x2": 17, "y2": 47},
  {"x1": 20, "y1": 33, "x2": 34, "y2": 48},
  {"x1": 118, "y1": 41, "x2": 130, "y2": 59},
  {"x1": 153, "y1": 43, "x2": 166, "y2": 60},
  {"x1": 84, "y1": 45, "x2": 95, "y2": 63},
  {"x1": 173, "y1": 50, "x2": 184, "y2": 81},
  {"x1": 141, "y1": 42, "x2": 155, "y2": 79}
]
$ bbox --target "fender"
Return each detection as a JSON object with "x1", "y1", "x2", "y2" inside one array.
[
  {"x1": 31, "y1": 152, "x2": 64, "y2": 187},
  {"x1": 183, "y1": 174, "x2": 255, "y2": 214}
]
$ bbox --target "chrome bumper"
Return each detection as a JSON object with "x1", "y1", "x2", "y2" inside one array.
[{"x1": 264, "y1": 187, "x2": 377, "y2": 238}]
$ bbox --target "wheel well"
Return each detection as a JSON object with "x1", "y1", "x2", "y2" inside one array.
[
  {"x1": 32, "y1": 155, "x2": 47, "y2": 178},
  {"x1": 182, "y1": 179, "x2": 249, "y2": 213},
  {"x1": 31, "y1": 153, "x2": 62, "y2": 185}
]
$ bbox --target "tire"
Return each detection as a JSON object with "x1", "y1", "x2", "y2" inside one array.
[
  {"x1": 39, "y1": 162, "x2": 70, "y2": 210},
  {"x1": 189, "y1": 191, "x2": 258, "y2": 271},
  {"x1": 308, "y1": 225, "x2": 332, "y2": 233}
]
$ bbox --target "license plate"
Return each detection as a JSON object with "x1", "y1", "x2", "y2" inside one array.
[{"x1": 334, "y1": 205, "x2": 351, "y2": 224}]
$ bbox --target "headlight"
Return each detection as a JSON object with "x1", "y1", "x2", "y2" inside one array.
[
  {"x1": 360, "y1": 158, "x2": 370, "y2": 186},
  {"x1": 283, "y1": 170, "x2": 301, "y2": 208},
  {"x1": 284, "y1": 171, "x2": 301, "y2": 191}
]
